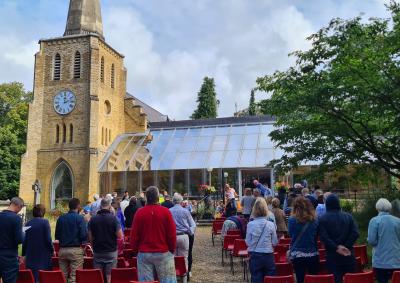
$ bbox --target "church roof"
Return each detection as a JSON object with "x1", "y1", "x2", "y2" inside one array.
[
  {"x1": 125, "y1": 93, "x2": 169, "y2": 123},
  {"x1": 64, "y1": 0, "x2": 104, "y2": 40}
]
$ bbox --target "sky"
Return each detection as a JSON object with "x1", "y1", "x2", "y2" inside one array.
[{"x1": 0, "y1": 0, "x2": 391, "y2": 119}]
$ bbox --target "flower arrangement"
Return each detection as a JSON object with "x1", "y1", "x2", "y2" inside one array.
[
  {"x1": 198, "y1": 184, "x2": 216, "y2": 195},
  {"x1": 275, "y1": 181, "x2": 289, "y2": 192}
]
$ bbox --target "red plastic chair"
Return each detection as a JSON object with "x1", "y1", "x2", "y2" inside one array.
[
  {"x1": 355, "y1": 257, "x2": 363, "y2": 273},
  {"x1": 174, "y1": 256, "x2": 187, "y2": 278},
  {"x1": 117, "y1": 257, "x2": 128, "y2": 268},
  {"x1": 221, "y1": 234, "x2": 241, "y2": 265},
  {"x1": 275, "y1": 262, "x2": 294, "y2": 276},
  {"x1": 126, "y1": 258, "x2": 137, "y2": 269},
  {"x1": 39, "y1": 270, "x2": 67, "y2": 283},
  {"x1": 318, "y1": 260, "x2": 329, "y2": 275},
  {"x1": 278, "y1": 238, "x2": 291, "y2": 245},
  {"x1": 264, "y1": 275, "x2": 295, "y2": 283},
  {"x1": 392, "y1": 271, "x2": 400, "y2": 283},
  {"x1": 353, "y1": 245, "x2": 369, "y2": 266},
  {"x1": 111, "y1": 267, "x2": 138, "y2": 283},
  {"x1": 343, "y1": 271, "x2": 374, "y2": 283},
  {"x1": 76, "y1": 269, "x2": 104, "y2": 283},
  {"x1": 129, "y1": 281, "x2": 159, "y2": 283},
  {"x1": 16, "y1": 270, "x2": 35, "y2": 283},
  {"x1": 124, "y1": 228, "x2": 131, "y2": 238},
  {"x1": 84, "y1": 245, "x2": 94, "y2": 257},
  {"x1": 123, "y1": 249, "x2": 136, "y2": 260},
  {"x1": 83, "y1": 257, "x2": 94, "y2": 269},
  {"x1": 53, "y1": 241, "x2": 60, "y2": 255},
  {"x1": 211, "y1": 220, "x2": 224, "y2": 246},
  {"x1": 124, "y1": 242, "x2": 132, "y2": 250},
  {"x1": 304, "y1": 274, "x2": 335, "y2": 283},
  {"x1": 274, "y1": 245, "x2": 289, "y2": 263},
  {"x1": 230, "y1": 239, "x2": 248, "y2": 275},
  {"x1": 227, "y1": 229, "x2": 241, "y2": 236},
  {"x1": 52, "y1": 257, "x2": 60, "y2": 270}
]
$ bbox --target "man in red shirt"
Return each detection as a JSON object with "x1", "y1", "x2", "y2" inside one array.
[{"x1": 130, "y1": 186, "x2": 177, "y2": 283}]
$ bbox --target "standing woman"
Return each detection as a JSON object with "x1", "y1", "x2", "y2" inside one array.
[
  {"x1": 271, "y1": 198, "x2": 287, "y2": 238},
  {"x1": 124, "y1": 197, "x2": 138, "y2": 228},
  {"x1": 22, "y1": 204, "x2": 53, "y2": 282},
  {"x1": 241, "y1": 188, "x2": 255, "y2": 219},
  {"x1": 288, "y1": 197, "x2": 319, "y2": 283},
  {"x1": 246, "y1": 198, "x2": 278, "y2": 283}
]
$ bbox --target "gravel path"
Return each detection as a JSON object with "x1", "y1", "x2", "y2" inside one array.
[{"x1": 190, "y1": 226, "x2": 247, "y2": 283}]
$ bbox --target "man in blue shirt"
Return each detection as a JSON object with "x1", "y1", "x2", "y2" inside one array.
[
  {"x1": 170, "y1": 194, "x2": 196, "y2": 279},
  {"x1": 0, "y1": 197, "x2": 24, "y2": 283},
  {"x1": 253, "y1": 180, "x2": 272, "y2": 197},
  {"x1": 55, "y1": 198, "x2": 88, "y2": 283}
]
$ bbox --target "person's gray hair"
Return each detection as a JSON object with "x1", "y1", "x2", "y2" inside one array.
[
  {"x1": 376, "y1": 198, "x2": 392, "y2": 212},
  {"x1": 253, "y1": 188, "x2": 260, "y2": 194},
  {"x1": 93, "y1": 194, "x2": 100, "y2": 201},
  {"x1": 10, "y1": 197, "x2": 24, "y2": 207},
  {"x1": 172, "y1": 194, "x2": 183, "y2": 204},
  {"x1": 146, "y1": 186, "x2": 160, "y2": 204},
  {"x1": 294, "y1": 183, "x2": 303, "y2": 189},
  {"x1": 101, "y1": 198, "x2": 111, "y2": 209}
]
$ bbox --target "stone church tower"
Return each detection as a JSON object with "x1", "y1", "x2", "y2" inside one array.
[{"x1": 19, "y1": 0, "x2": 147, "y2": 208}]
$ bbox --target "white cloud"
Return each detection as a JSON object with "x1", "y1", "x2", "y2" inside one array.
[{"x1": 0, "y1": 0, "x2": 392, "y2": 119}]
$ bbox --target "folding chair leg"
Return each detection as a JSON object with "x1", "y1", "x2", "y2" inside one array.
[
  {"x1": 212, "y1": 233, "x2": 215, "y2": 246},
  {"x1": 221, "y1": 248, "x2": 224, "y2": 266},
  {"x1": 230, "y1": 254, "x2": 234, "y2": 275}
]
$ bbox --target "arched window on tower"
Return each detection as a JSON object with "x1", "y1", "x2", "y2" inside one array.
[
  {"x1": 54, "y1": 53, "x2": 61, "y2": 80},
  {"x1": 111, "y1": 64, "x2": 115, "y2": 89},
  {"x1": 56, "y1": 125, "x2": 60, "y2": 143},
  {"x1": 100, "y1": 57, "x2": 104, "y2": 83},
  {"x1": 62, "y1": 124, "x2": 66, "y2": 143},
  {"x1": 51, "y1": 161, "x2": 74, "y2": 209},
  {"x1": 69, "y1": 124, "x2": 73, "y2": 143},
  {"x1": 74, "y1": 51, "x2": 81, "y2": 79}
]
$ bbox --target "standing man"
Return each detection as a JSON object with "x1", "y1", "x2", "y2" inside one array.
[
  {"x1": 88, "y1": 198, "x2": 123, "y2": 283},
  {"x1": 55, "y1": 198, "x2": 88, "y2": 283},
  {"x1": 319, "y1": 194, "x2": 359, "y2": 283},
  {"x1": 0, "y1": 197, "x2": 24, "y2": 283},
  {"x1": 169, "y1": 194, "x2": 196, "y2": 280},
  {"x1": 90, "y1": 194, "x2": 102, "y2": 216},
  {"x1": 253, "y1": 180, "x2": 272, "y2": 197},
  {"x1": 122, "y1": 191, "x2": 130, "y2": 201},
  {"x1": 161, "y1": 195, "x2": 174, "y2": 209},
  {"x1": 130, "y1": 186, "x2": 177, "y2": 283}
]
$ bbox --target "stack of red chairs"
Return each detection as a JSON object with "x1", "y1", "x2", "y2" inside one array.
[
  {"x1": 129, "y1": 281, "x2": 159, "y2": 283},
  {"x1": 111, "y1": 267, "x2": 138, "y2": 283},
  {"x1": 124, "y1": 228, "x2": 131, "y2": 242},
  {"x1": 126, "y1": 257, "x2": 137, "y2": 269},
  {"x1": 304, "y1": 274, "x2": 335, "y2": 283},
  {"x1": 117, "y1": 257, "x2": 128, "y2": 268},
  {"x1": 353, "y1": 245, "x2": 368, "y2": 267},
  {"x1": 16, "y1": 270, "x2": 35, "y2": 283},
  {"x1": 84, "y1": 245, "x2": 94, "y2": 257},
  {"x1": 53, "y1": 241, "x2": 60, "y2": 256},
  {"x1": 226, "y1": 229, "x2": 241, "y2": 237},
  {"x1": 39, "y1": 270, "x2": 67, "y2": 283},
  {"x1": 211, "y1": 219, "x2": 224, "y2": 246},
  {"x1": 278, "y1": 238, "x2": 291, "y2": 245},
  {"x1": 274, "y1": 245, "x2": 289, "y2": 263},
  {"x1": 123, "y1": 249, "x2": 136, "y2": 260},
  {"x1": 264, "y1": 275, "x2": 295, "y2": 283},
  {"x1": 275, "y1": 263, "x2": 294, "y2": 277},
  {"x1": 52, "y1": 256, "x2": 60, "y2": 270},
  {"x1": 174, "y1": 256, "x2": 187, "y2": 280},
  {"x1": 83, "y1": 257, "x2": 94, "y2": 269},
  {"x1": 392, "y1": 271, "x2": 400, "y2": 283}
]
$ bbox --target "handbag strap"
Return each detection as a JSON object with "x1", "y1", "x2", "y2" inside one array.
[
  {"x1": 290, "y1": 222, "x2": 310, "y2": 251},
  {"x1": 255, "y1": 221, "x2": 268, "y2": 249}
]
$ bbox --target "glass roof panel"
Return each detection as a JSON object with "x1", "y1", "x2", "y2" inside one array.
[
  {"x1": 227, "y1": 135, "x2": 243, "y2": 150},
  {"x1": 246, "y1": 124, "x2": 261, "y2": 134},
  {"x1": 243, "y1": 134, "x2": 259, "y2": 149},
  {"x1": 211, "y1": 135, "x2": 228, "y2": 151},
  {"x1": 240, "y1": 149, "x2": 257, "y2": 167},
  {"x1": 180, "y1": 136, "x2": 198, "y2": 152},
  {"x1": 207, "y1": 151, "x2": 224, "y2": 168},
  {"x1": 174, "y1": 152, "x2": 192, "y2": 169},
  {"x1": 216, "y1": 126, "x2": 231, "y2": 135},
  {"x1": 197, "y1": 136, "x2": 213, "y2": 151},
  {"x1": 201, "y1": 127, "x2": 216, "y2": 136},
  {"x1": 190, "y1": 152, "x2": 208, "y2": 168},
  {"x1": 222, "y1": 150, "x2": 241, "y2": 168}
]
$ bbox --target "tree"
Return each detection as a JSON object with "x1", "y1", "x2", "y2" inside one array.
[
  {"x1": 248, "y1": 90, "x2": 257, "y2": 116},
  {"x1": 191, "y1": 77, "x2": 218, "y2": 119},
  {"x1": 256, "y1": 3, "x2": 400, "y2": 178},
  {"x1": 0, "y1": 82, "x2": 31, "y2": 199}
]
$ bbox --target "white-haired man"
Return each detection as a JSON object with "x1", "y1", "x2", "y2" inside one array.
[
  {"x1": 90, "y1": 194, "x2": 102, "y2": 216},
  {"x1": 170, "y1": 193, "x2": 196, "y2": 280}
]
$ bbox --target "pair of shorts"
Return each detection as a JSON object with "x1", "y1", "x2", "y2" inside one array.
[{"x1": 93, "y1": 251, "x2": 118, "y2": 277}]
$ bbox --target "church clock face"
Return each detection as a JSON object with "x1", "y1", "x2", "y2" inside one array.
[{"x1": 54, "y1": 90, "x2": 76, "y2": 115}]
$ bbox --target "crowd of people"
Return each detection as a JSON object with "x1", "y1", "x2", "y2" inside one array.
[
  {"x1": 218, "y1": 182, "x2": 400, "y2": 283},
  {"x1": 2, "y1": 181, "x2": 400, "y2": 283},
  {"x1": 0, "y1": 187, "x2": 196, "y2": 283}
]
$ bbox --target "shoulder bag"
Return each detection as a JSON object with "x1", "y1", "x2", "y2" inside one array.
[{"x1": 286, "y1": 222, "x2": 310, "y2": 263}]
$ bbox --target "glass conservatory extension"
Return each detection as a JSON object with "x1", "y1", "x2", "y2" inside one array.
[{"x1": 98, "y1": 121, "x2": 283, "y2": 198}]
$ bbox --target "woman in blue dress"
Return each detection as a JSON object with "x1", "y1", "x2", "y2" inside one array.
[{"x1": 22, "y1": 204, "x2": 53, "y2": 282}]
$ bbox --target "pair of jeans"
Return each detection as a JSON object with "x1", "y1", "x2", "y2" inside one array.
[
  {"x1": 326, "y1": 258, "x2": 356, "y2": 283},
  {"x1": 292, "y1": 256, "x2": 319, "y2": 283},
  {"x1": 137, "y1": 252, "x2": 177, "y2": 283},
  {"x1": 375, "y1": 268, "x2": 400, "y2": 283},
  {"x1": 188, "y1": 234, "x2": 194, "y2": 273},
  {"x1": 0, "y1": 253, "x2": 19, "y2": 283},
  {"x1": 59, "y1": 247, "x2": 84, "y2": 283},
  {"x1": 175, "y1": 234, "x2": 189, "y2": 279},
  {"x1": 249, "y1": 252, "x2": 276, "y2": 283}
]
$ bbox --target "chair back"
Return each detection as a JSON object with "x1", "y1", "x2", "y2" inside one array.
[
  {"x1": 318, "y1": 249, "x2": 326, "y2": 260},
  {"x1": 304, "y1": 274, "x2": 335, "y2": 283},
  {"x1": 84, "y1": 245, "x2": 94, "y2": 257},
  {"x1": 83, "y1": 257, "x2": 94, "y2": 269},
  {"x1": 126, "y1": 257, "x2": 137, "y2": 268},
  {"x1": 264, "y1": 275, "x2": 295, "y2": 283},
  {"x1": 343, "y1": 271, "x2": 374, "y2": 283},
  {"x1": 275, "y1": 262, "x2": 294, "y2": 276},
  {"x1": 232, "y1": 239, "x2": 248, "y2": 256},
  {"x1": 39, "y1": 270, "x2": 67, "y2": 283},
  {"x1": 123, "y1": 249, "x2": 136, "y2": 259},
  {"x1": 117, "y1": 257, "x2": 128, "y2": 268},
  {"x1": 318, "y1": 260, "x2": 329, "y2": 275},
  {"x1": 392, "y1": 271, "x2": 400, "y2": 283},
  {"x1": 278, "y1": 238, "x2": 291, "y2": 245},
  {"x1": 52, "y1": 257, "x2": 60, "y2": 270},
  {"x1": 124, "y1": 228, "x2": 131, "y2": 237},
  {"x1": 355, "y1": 257, "x2": 363, "y2": 273},
  {"x1": 212, "y1": 221, "x2": 224, "y2": 234},
  {"x1": 353, "y1": 245, "x2": 369, "y2": 266},
  {"x1": 53, "y1": 241, "x2": 60, "y2": 254},
  {"x1": 227, "y1": 229, "x2": 241, "y2": 236},
  {"x1": 16, "y1": 270, "x2": 35, "y2": 283},
  {"x1": 223, "y1": 235, "x2": 240, "y2": 249},
  {"x1": 174, "y1": 256, "x2": 187, "y2": 277},
  {"x1": 111, "y1": 267, "x2": 138, "y2": 283},
  {"x1": 76, "y1": 269, "x2": 104, "y2": 283}
]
